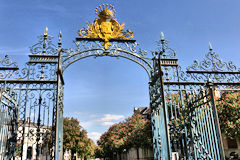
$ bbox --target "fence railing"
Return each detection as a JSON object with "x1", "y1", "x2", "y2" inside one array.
[{"x1": 0, "y1": 89, "x2": 18, "y2": 160}]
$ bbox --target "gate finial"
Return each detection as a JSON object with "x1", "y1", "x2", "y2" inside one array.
[
  {"x1": 44, "y1": 26, "x2": 48, "y2": 36},
  {"x1": 58, "y1": 30, "x2": 62, "y2": 48},
  {"x1": 209, "y1": 42, "x2": 213, "y2": 51},
  {"x1": 160, "y1": 32, "x2": 165, "y2": 41}
]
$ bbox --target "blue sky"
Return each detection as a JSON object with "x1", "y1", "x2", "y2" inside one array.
[{"x1": 1, "y1": 0, "x2": 240, "y2": 143}]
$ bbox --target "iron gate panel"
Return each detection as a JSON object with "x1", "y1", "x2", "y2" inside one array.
[
  {"x1": 0, "y1": 88, "x2": 18, "y2": 160},
  {"x1": 0, "y1": 31, "x2": 59, "y2": 160},
  {"x1": 162, "y1": 43, "x2": 240, "y2": 160},
  {"x1": 166, "y1": 85, "x2": 227, "y2": 160},
  {"x1": 186, "y1": 86, "x2": 222, "y2": 159}
]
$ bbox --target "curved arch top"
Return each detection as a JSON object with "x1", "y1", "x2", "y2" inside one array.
[{"x1": 61, "y1": 39, "x2": 153, "y2": 77}]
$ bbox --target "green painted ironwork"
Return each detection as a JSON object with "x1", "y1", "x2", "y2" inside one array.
[
  {"x1": 0, "y1": 29, "x2": 239, "y2": 160},
  {"x1": 0, "y1": 88, "x2": 18, "y2": 160}
]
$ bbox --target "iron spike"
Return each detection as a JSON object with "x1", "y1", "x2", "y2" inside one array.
[
  {"x1": 209, "y1": 42, "x2": 213, "y2": 51},
  {"x1": 44, "y1": 26, "x2": 48, "y2": 36},
  {"x1": 160, "y1": 32, "x2": 165, "y2": 40},
  {"x1": 59, "y1": 30, "x2": 62, "y2": 40},
  {"x1": 58, "y1": 30, "x2": 62, "y2": 48}
]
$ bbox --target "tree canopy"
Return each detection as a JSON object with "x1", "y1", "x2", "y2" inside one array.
[
  {"x1": 63, "y1": 117, "x2": 95, "y2": 159},
  {"x1": 96, "y1": 114, "x2": 152, "y2": 158},
  {"x1": 216, "y1": 91, "x2": 240, "y2": 139}
]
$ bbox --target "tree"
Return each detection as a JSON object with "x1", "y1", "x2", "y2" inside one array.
[
  {"x1": 63, "y1": 117, "x2": 95, "y2": 159},
  {"x1": 216, "y1": 91, "x2": 240, "y2": 139},
  {"x1": 96, "y1": 114, "x2": 152, "y2": 158}
]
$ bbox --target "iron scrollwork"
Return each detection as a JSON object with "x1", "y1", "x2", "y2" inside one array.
[
  {"x1": 0, "y1": 55, "x2": 28, "y2": 80},
  {"x1": 0, "y1": 29, "x2": 59, "y2": 160},
  {"x1": 29, "y1": 34, "x2": 57, "y2": 56},
  {"x1": 186, "y1": 48, "x2": 240, "y2": 83},
  {"x1": 61, "y1": 39, "x2": 153, "y2": 77}
]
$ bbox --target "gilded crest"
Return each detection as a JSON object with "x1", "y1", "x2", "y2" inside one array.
[{"x1": 78, "y1": 4, "x2": 134, "y2": 49}]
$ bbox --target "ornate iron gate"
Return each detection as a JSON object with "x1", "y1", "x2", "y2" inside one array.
[
  {"x1": 0, "y1": 4, "x2": 239, "y2": 160},
  {"x1": 166, "y1": 84, "x2": 226, "y2": 160},
  {"x1": 0, "y1": 88, "x2": 18, "y2": 160},
  {"x1": 160, "y1": 40, "x2": 240, "y2": 160},
  {"x1": 187, "y1": 84, "x2": 224, "y2": 159},
  {"x1": 0, "y1": 32, "x2": 59, "y2": 160}
]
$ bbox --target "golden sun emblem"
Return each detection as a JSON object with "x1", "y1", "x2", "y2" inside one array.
[{"x1": 78, "y1": 4, "x2": 134, "y2": 49}]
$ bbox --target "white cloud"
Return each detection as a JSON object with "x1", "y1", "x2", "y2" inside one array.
[
  {"x1": 96, "y1": 114, "x2": 124, "y2": 126},
  {"x1": 88, "y1": 132, "x2": 102, "y2": 144},
  {"x1": 99, "y1": 114, "x2": 124, "y2": 122},
  {"x1": 101, "y1": 121, "x2": 114, "y2": 126},
  {"x1": 80, "y1": 121, "x2": 94, "y2": 128}
]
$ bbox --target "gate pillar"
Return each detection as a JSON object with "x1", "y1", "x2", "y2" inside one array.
[
  {"x1": 149, "y1": 53, "x2": 171, "y2": 160},
  {"x1": 55, "y1": 42, "x2": 64, "y2": 160}
]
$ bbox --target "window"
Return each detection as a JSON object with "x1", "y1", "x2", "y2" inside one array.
[
  {"x1": 27, "y1": 146, "x2": 33, "y2": 159},
  {"x1": 227, "y1": 138, "x2": 238, "y2": 149}
]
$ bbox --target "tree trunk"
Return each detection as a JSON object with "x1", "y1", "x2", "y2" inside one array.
[
  {"x1": 136, "y1": 148, "x2": 139, "y2": 160},
  {"x1": 70, "y1": 150, "x2": 75, "y2": 160}
]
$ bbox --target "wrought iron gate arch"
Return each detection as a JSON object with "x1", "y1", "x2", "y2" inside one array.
[
  {"x1": 1, "y1": 3, "x2": 239, "y2": 159},
  {"x1": 61, "y1": 40, "x2": 153, "y2": 77},
  {"x1": 0, "y1": 27, "x2": 239, "y2": 160}
]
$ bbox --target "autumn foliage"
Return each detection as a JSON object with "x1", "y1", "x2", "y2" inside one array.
[
  {"x1": 216, "y1": 91, "x2": 240, "y2": 139},
  {"x1": 63, "y1": 117, "x2": 95, "y2": 159},
  {"x1": 96, "y1": 114, "x2": 152, "y2": 158}
]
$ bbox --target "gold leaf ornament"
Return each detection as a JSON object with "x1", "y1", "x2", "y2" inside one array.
[{"x1": 78, "y1": 4, "x2": 134, "y2": 49}]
